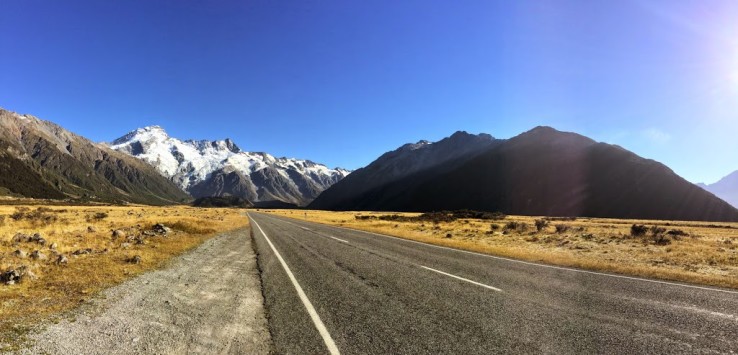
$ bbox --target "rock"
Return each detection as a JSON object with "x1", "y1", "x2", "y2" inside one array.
[
  {"x1": 126, "y1": 255, "x2": 142, "y2": 264},
  {"x1": 49, "y1": 243, "x2": 58, "y2": 250},
  {"x1": 30, "y1": 250, "x2": 47, "y2": 260},
  {"x1": 56, "y1": 255, "x2": 69, "y2": 265},
  {"x1": 134, "y1": 236, "x2": 146, "y2": 245},
  {"x1": 12, "y1": 233, "x2": 31, "y2": 243},
  {"x1": 87, "y1": 226, "x2": 97, "y2": 233},
  {"x1": 152, "y1": 224, "x2": 171, "y2": 235},
  {"x1": 112, "y1": 230, "x2": 126, "y2": 240},
  {"x1": 1, "y1": 269, "x2": 22, "y2": 285},
  {"x1": 13, "y1": 249, "x2": 27, "y2": 258},
  {"x1": 72, "y1": 248, "x2": 93, "y2": 255}
]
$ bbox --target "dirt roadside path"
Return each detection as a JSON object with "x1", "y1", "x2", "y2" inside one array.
[{"x1": 18, "y1": 227, "x2": 273, "y2": 354}]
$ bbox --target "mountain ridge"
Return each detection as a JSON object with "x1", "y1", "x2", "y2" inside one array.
[
  {"x1": 0, "y1": 108, "x2": 190, "y2": 204},
  {"x1": 311, "y1": 126, "x2": 738, "y2": 222},
  {"x1": 108, "y1": 126, "x2": 350, "y2": 206}
]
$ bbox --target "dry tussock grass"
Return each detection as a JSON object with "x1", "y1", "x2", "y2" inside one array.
[
  {"x1": 0, "y1": 205, "x2": 247, "y2": 349},
  {"x1": 265, "y1": 209, "x2": 738, "y2": 289}
]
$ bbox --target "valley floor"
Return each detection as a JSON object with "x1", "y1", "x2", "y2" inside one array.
[{"x1": 263, "y1": 209, "x2": 738, "y2": 289}]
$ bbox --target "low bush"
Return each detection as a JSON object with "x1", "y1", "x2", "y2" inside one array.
[
  {"x1": 534, "y1": 219, "x2": 549, "y2": 232},
  {"x1": 555, "y1": 224, "x2": 571, "y2": 234},
  {"x1": 631, "y1": 224, "x2": 648, "y2": 237},
  {"x1": 504, "y1": 221, "x2": 528, "y2": 233}
]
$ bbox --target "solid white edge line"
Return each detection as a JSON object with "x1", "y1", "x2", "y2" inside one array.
[
  {"x1": 249, "y1": 214, "x2": 341, "y2": 355},
  {"x1": 263, "y1": 214, "x2": 738, "y2": 296},
  {"x1": 420, "y1": 265, "x2": 503, "y2": 292}
]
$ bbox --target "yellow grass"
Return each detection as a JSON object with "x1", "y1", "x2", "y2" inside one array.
[
  {"x1": 264, "y1": 209, "x2": 738, "y2": 289},
  {"x1": 0, "y1": 205, "x2": 248, "y2": 349}
]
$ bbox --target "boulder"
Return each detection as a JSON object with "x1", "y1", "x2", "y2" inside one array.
[
  {"x1": 30, "y1": 250, "x2": 47, "y2": 260},
  {"x1": 13, "y1": 249, "x2": 27, "y2": 258},
  {"x1": 112, "y1": 230, "x2": 126, "y2": 240},
  {"x1": 56, "y1": 255, "x2": 69, "y2": 265},
  {"x1": 152, "y1": 224, "x2": 171, "y2": 235},
  {"x1": 11, "y1": 233, "x2": 31, "y2": 243},
  {"x1": 1, "y1": 269, "x2": 22, "y2": 285}
]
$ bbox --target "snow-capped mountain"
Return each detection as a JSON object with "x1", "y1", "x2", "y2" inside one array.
[{"x1": 108, "y1": 126, "x2": 350, "y2": 206}]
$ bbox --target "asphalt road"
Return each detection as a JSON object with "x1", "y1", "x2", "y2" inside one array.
[{"x1": 249, "y1": 212, "x2": 738, "y2": 354}]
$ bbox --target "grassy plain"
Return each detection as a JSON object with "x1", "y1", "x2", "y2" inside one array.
[
  {"x1": 0, "y1": 205, "x2": 247, "y2": 349},
  {"x1": 264, "y1": 209, "x2": 738, "y2": 289}
]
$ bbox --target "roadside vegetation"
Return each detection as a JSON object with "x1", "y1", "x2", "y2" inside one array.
[
  {"x1": 264, "y1": 209, "x2": 738, "y2": 289},
  {"x1": 0, "y1": 205, "x2": 248, "y2": 350}
]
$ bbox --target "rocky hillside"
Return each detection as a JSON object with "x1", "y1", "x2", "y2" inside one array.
[
  {"x1": 0, "y1": 108, "x2": 190, "y2": 204},
  {"x1": 108, "y1": 126, "x2": 349, "y2": 206}
]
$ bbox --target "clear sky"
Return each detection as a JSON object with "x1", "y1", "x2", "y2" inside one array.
[{"x1": 1, "y1": 0, "x2": 737, "y2": 183}]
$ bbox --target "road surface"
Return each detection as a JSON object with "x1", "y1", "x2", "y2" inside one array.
[
  {"x1": 250, "y1": 212, "x2": 738, "y2": 354},
  {"x1": 22, "y1": 227, "x2": 272, "y2": 355}
]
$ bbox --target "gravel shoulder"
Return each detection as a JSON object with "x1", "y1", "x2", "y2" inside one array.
[{"x1": 18, "y1": 227, "x2": 272, "y2": 355}]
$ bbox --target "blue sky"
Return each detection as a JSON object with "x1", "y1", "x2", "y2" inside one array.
[{"x1": 2, "y1": 0, "x2": 737, "y2": 183}]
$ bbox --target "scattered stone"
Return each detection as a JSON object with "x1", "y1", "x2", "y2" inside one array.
[
  {"x1": 56, "y1": 255, "x2": 69, "y2": 265},
  {"x1": 126, "y1": 255, "x2": 142, "y2": 264},
  {"x1": 12, "y1": 233, "x2": 31, "y2": 243},
  {"x1": 49, "y1": 243, "x2": 58, "y2": 250},
  {"x1": 87, "y1": 226, "x2": 97, "y2": 233},
  {"x1": 112, "y1": 230, "x2": 126, "y2": 240},
  {"x1": 30, "y1": 250, "x2": 47, "y2": 260},
  {"x1": 13, "y1": 249, "x2": 27, "y2": 258},
  {"x1": 152, "y1": 224, "x2": 171, "y2": 235},
  {"x1": 1, "y1": 266, "x2": 32, "y2": 285},
  {"x1": 1, "y1": 269, "x2": 22, "y2": 285},
  {"x1": 72, "y1": 248, "x2": 93, "y2": 256},
  {"x1": 31, "y1": 233, "x2": 46, "y2": 245}
]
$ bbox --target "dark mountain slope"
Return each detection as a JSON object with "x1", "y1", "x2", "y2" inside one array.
[
  {"x1": 315, "y1": 127, "x2": 738, "y2": 222},
  {"x1": 309, "y1": 131, "x2": 498, "y2": 210}
]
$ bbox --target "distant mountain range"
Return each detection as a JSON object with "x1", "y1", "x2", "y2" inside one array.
[
  {"x1": 107, "y1": 126, "x2": 349, "y2": 206},
  {"x1": 699, "y1": 171, "x2": 738, "y2": 209},
  {"x1": 3, "y1": 106, "x2": 736, "y2": 222},
  {"x1": 0, "y1": 108, "x2": 189, "y2": 204},
  {"x1": 311, "y1": 127, "x2": 738, "y2": 222}
]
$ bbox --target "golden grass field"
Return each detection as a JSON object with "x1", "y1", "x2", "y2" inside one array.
[
  {"x1": 0, "y1": 205, "x2": 248, "y2": 349},
  {"x1": 264, "y1": 209, "x2": 738, "y2": 289}
]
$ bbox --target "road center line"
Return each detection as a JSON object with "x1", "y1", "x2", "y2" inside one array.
[
  {"x1": 420, "y1": 265, "x2": 503, "y2": 292},
  {"x1": 329, "y1": 236, "x2": 349, "y2": 244},
  {"x1": 249, "y1": 215, "x2": 341, "y2": 355},
  {"x1": 310, "y1": 222, "x2": 738, "y2": 295}
]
